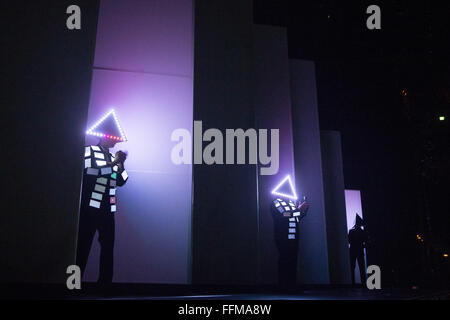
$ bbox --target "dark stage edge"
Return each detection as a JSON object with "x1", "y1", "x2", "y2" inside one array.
[{"x1": 1, "y1": 284, "x2": 449, "y2": 300}]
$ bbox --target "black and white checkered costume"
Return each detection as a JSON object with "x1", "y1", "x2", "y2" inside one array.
[
  {"x1": 81, "y1": 145, "x2": 128, "y2": 212},
  {"x1": 271, "y1": 197, "x2": 307, "y2": 285},
  {"x1": 76, "y1": 144, "x2": 128, "y2": 283}
]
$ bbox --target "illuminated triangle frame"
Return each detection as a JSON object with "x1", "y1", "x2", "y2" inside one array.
[
  {"x1": 271, "y1": 175, "x2": 298, "y2": 200},
  {"x1": 86, "y1": 109, "x2": 127, "y2": 142}
]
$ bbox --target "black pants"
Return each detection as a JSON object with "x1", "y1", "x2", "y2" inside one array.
[
  {"x1": 76, "y1": 205, "x2": 115, "y2": 283},
  {"x1": 276, "y1": 238, "x2": 299, "y2": 286},
  {"x1": 350, "y1": 250, "x2": 366, "y2": 285}
]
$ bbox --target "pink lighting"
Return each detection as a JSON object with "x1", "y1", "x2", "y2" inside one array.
[{"x1": 344, "y1": 190, "x2": 364, "y2": 231}]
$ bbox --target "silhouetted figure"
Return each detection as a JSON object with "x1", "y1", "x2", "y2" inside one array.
[
  {"x1": 271, "y1": 197, "x2": 309, "y2": 286},
  {"x1": 348, "y1": 214, "x2": 368, "y2": 285},
  {"x1": 76, "y1": 138, "x2": 128, "y2": 284}
]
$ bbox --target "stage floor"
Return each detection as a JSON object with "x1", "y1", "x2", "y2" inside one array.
[{"x1": 2, "y1": 284, "x2": 449, "y2": 300}]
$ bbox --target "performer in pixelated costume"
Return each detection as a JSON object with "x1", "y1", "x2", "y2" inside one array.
[
  {"x1": 271, "y1": 197, "x2": 309, "y2": 286},
  {"x1": 76, "y1": 110, "x2": 129, "y2": 284}
]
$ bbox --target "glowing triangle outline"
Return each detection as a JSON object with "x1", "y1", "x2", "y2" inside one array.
[
  {"x1": 271, "y1": 175, "x2": 298, "y2": 200},
  {"x1": 86, "y1": 109, "x2": 127, "y2": 141}
]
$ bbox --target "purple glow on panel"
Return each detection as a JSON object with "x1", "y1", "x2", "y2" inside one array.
[
  {"x1": 94, "y1": 0, "x2": 193, "y2": 77},
  {"x1": 344, "y1": 190, "x2": 363, "y2": 231},
  {"x1": 345, "y1": 189, "x2": 366, "y2": 283},
  {"x1": 82, "y1": 0, "x2": 193, "y2": 284}
]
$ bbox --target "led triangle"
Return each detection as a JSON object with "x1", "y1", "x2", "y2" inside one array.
[
  {"x1": 86, "y1": 109, "x2": 127, "y2": 142},
  {"x1": 271, "y1": 175, "x2": 298, "y2": 200}
]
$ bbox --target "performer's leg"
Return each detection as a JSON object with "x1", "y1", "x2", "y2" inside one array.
[
  {"x1": 276, "y1": 236, "x2": 289, "y2": 286},
  {"x1": 278, "y1": 247, "x2": 290, "y2": 286},
  {"x1": 286, "y1": 238, "x2": 299, "y2": 286},
  {"x1": 76, "y1": 206, "x2": 97, "y2": 277},
  {"x1": 350, "y1": 252, "x2": 356, "y2": 285},
  {"x1": 97, "y1": 211, "x2": 115, "y2": 284},
  {"x1": 357, "y1": 253, "x2": 366, "y2": 285},
  {"x1": 278, "y1": 240, "x2": 297, "y2": 287}
]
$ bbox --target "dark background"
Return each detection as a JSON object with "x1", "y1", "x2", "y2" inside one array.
[
  {"x1": 2, "y1": 1, "x2": 449, "y2": 287},
  {"x1": 2, "y1": 0, "x2": 100, "y2": 282}
]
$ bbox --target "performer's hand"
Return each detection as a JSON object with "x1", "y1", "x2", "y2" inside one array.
[
  {"x1": 114, "y1": 150, "x2": 127, "y2": 164},
  {"x1": 298, "y1": 201, "x2": 310, "y2": 214}
]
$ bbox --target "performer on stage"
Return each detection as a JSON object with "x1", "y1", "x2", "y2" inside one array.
[
  {"x1": 348, "y1": 214, "x2": 368, "y2": 285},
  {"x1": 271, "y1": 196, "x2": 309, "y2": 286},
  {"x1": 76, "y1": 110, "x2": 129, "y2": 284}
]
